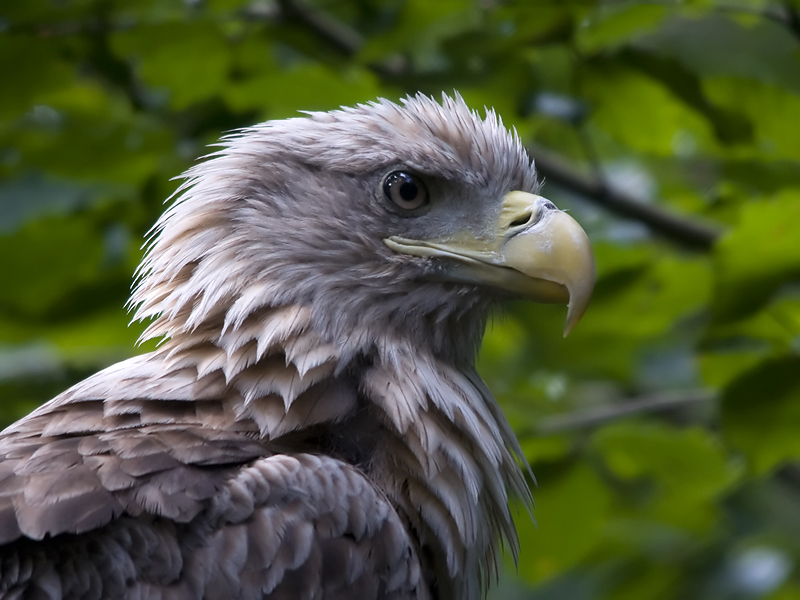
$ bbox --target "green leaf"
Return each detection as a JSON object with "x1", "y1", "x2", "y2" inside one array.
[
  {"x1": 224, "y1": 63, "x2": 382, "y2": 118},
  {"x1": 767, "y1": 581, "x2": 800, "y2": 600},
  {"x1": 357, "y1": 0, "x2": 480, "y2": 70},
  {"x1": 547, "y1": 250, "x2": 711, "y2": 380},
  {"x1": 721, "y1": 355, "x2": 800, "y2": 474},
  {"x1": 0, "y1": 216, "x2": 105, "y2": 319},
  {"x1": 520, "y1": 435, "x2": 572, "y2": 465},
  {"x1": 698, "y1": 349, "x2": 767, "y2": 389},
  {"x1": 0, "y1": 174, "x2": 98, "y2": 234},
  {"x1": 516, "y1": 464, "x2": 611, "y2": 584},
  {"x1": 8, "y1": 81, "x2": 175, "y2": 184},
  {"x1": 638, "y1": 15, "x2": 800, "y2": 95},
  {"x1": 576, "y1": 5, "x2": 669, "y2": 52},
  {"x1": 703, "y1": 78, "x2": 800, "y2": 161},
  {"x1": 583, "y1": 68, "x2": 718, "y2": 157},
  {"x1": 593, "y1": 422, "x2": 740, "y2": 501},
  {"x1": 0, "y1": 36, "x2": 74, "y2": 122},
  {"x1": 618, "y1": 48, "x2": 753, "y2": 146},
  {"x1": 111, "y1": 22, "x2": 230, "y2": 109},
  {"x1": 605, "y1": 563, "x2": 681, "y2": 600},
  {"x1": 712, "y1": 189, "x2": 800, "y2": 322}
]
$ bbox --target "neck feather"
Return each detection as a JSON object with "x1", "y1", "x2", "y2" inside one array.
[{"x1": 133, "y1": 300, "x2": 530, "y2": 600}]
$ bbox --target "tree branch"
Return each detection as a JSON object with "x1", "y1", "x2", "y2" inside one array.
[
  {"x1": 529, "y1": 145, "x2": 723, "y2": 250},
  {"x1": 274, "y1": 0, "x2": 407, "y2": 78},
  {"x1": 715, "y1": 2, "x2": 800, "y2": 41},
  {"x1": 275, "y1": 0, "x2": 363, "y2": 56},
  {"x1": 780, "y1": 2, "x2": 800, "y2": 39},
  {"x1": 521, "y1": 388, "x2": 716, "y2": 437}
]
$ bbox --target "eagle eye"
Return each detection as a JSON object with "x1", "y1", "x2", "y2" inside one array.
[{"x1": 383, "y1": 171, "x2": 428, "y2": 210}]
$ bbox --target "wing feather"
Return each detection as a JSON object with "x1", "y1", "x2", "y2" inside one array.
[
  {"x1": 0, "y1": 453, "x2": 429, "y2": 599},
  {"x1": 0, "y1": 357, "x2": 429, "y2": 599}
]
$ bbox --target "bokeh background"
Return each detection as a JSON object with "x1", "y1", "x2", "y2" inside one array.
[{"x1": 2, "y1": 0, "x2": 800, "y2": 597}]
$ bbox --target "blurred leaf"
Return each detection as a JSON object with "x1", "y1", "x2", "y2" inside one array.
[
  {"x1": 0, "y1": 174, "x2": 100, "y2": 234},
  {"x1": 520, "y1": 435, "x2": 572, "y2": 465},
  {"x1": 606, "y1": 562, "x2": 681, "y2": 600},
  {"x1": 712, "y1": 189, "x2": 800, "y2": 322},
  {"x1": 767, "y1": 581, "x2": 800, "y2": 600},
  {"x1": 225, "y1": 63, "x2": 382, "y2": 117},
  {"x1": 594, "y1": 422, "x2": 740, "y2": 502},
  {"x1": 492, "y1": 3, "x2": 579, "y2": 45},
  {"x1": 576, "y1": 5, "x2": 668, "y2": 52},
  {"x1": 704, "y1": 78, "x2": 800, "y2": 161},
  {"x1": 583, "y1": 67, "x2": 718, "y2": 157},
  {"x1": 618, "y1": 48, "x2": 753, "y2": 145},
  {"x1": 517, "y1": 464, "x2": 612, "y2": 584},
  {"x1": 8, "y1": 81, "x2": 175, "y2": 183},
  {"x1": 0, "y1": 215, "x2": 108, "y2": 319},
  {"x1": 0, "y1": 36, "x2": 74, "y2": 121},
  {"x1": 638, "y1": 14, "x2": 800, "y2": 94},
  {"x1": 357, "y1": 0, "x2": 479, "y2": 70},
  {"x1": 551, "y1": 251, "x2": 711, "y2": 380},
  {"x1": 111, "y1": 0, "x2": 188, "y2": 21},
  {"x1": 111, "y1": 22, "x2": 231, "y2": 109},
  {"x1": 698, "y1": 349, "x2": 766, "y2": 388},
  {"x1": 722, "y1": 355, "x2": 800, "y2": 475}
]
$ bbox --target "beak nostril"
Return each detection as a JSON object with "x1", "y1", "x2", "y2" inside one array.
[{"x1": 509, "y1": 212, "x2": 533, "y2": 228}]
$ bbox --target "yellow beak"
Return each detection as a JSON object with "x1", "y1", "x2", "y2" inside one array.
[{"x1": 384, "y1": 191, "x2": 595, "y2": 336}]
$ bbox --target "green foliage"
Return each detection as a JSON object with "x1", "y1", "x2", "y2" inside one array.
[
  {"x1": 2, "y1": 0, "x2": 800, "y2": 597},
  {"x1": 723, "y1": 356, "x2": 800, "y2": 475},
  {"x1": 517, "y1": 463, "x2": 612, "y2": 583},
  {"x1": 713, "y1": 189, "x2": 800, "y2": 321}
]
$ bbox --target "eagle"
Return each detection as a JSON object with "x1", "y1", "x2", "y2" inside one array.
[{"x1": 0, "y1": 94, "x2": 594, "y2": 600}]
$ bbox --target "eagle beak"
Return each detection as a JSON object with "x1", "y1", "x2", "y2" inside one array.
[{"x1": 384, "y1": 191, "x2": 596, "y2": 336}]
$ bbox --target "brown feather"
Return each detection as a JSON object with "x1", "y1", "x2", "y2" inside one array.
[{"x1": 0, "y1": 95, "x2": 542, "y2": 599}]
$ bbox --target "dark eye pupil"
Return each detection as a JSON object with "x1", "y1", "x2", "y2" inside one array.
[{"x1": 399, "y1": 180, "x2": 418, "y2": 201}]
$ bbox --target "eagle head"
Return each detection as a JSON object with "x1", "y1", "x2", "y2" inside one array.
[{"x1": 132, "y1": 94, "x2": 594, "y2": 366}]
